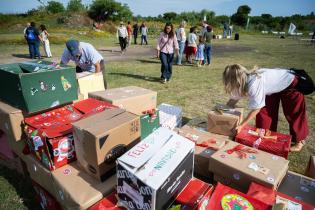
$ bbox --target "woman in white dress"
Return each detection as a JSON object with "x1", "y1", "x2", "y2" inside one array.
[{"x1": 40, "y1": 25, "x2": 52, "y2": 57}]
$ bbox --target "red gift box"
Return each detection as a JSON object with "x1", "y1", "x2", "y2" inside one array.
[
  {"x1": 169, "y1": 178, "x2": 214, "y2": 210},
  {"x1": 32, "y1": 180, "x2": 62, "y2": 210},
  {"x1": 24, "y1": 99, "x2": 116, "y2": 170},
  {"x1": 208, "y1": 182, "x2": 271, "y2": 210},
  {"x1": 247, "y1": 182, "x2": 276, "y2": 206},
  {"x1": 276, "y1": 192, "x2": 315, "y2": 210},
  {"x1": 88, "y1": 191, "x2": 126, "y2": 210},
  {"x1": 235, "y1": 125, "x2": 291, "y2": 159}
]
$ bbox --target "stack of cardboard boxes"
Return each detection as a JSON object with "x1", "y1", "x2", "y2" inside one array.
[{"x1": 0, "y1": 61, "x2": 314, "y2": 210}]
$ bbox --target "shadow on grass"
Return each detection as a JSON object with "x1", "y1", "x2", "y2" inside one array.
[
  {"x1": 12, "y1": 54, "x2": 30, "y2": 59},
  {"x1": 0, "y1": 165, "x2": 39, "y2": 210},
  {"x1": 109, "y1": 72, "x2": 161, "y2": 82},
  {"x1": 136, "y1": 59, "x2": 160, "y2": 64}
]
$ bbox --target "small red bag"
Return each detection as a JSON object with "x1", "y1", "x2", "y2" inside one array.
[{"x1": 247, "y1": 182, "x2": 276, "y2": 206}]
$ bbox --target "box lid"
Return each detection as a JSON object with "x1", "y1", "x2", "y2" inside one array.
[
  {"x1": 24, "y1": 104, "x2": 83, "y2": 138},
  {"x1": 118, "y1": 127, "x2": 194, "y2": 190},
  {"x1": 71, "y1": 108, "x2": 134, "y2": 137},
  {"x1": 73, "y1": 98, "x2": 116, "y2": 115},
  {"x1": 91, "y1": 86, "x2": 155, "y2": 102}
]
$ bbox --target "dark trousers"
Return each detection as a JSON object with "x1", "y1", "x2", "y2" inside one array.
[
  {"x1": 133, "y1": 33, "x2": 138, "y2": 44},
  {"x1": 205, "y1": 45, "x2": 212, "y2": 65},
  {"x1": 141, "y1": 35, "x2": 148, "y2": 45},
  {"x1": 28, "y1": 41, "x2": 41, "y2": 59},
  {"x1": 160, "y1": 52, "x2": 174, "y2": 80},
  {"x1": 256, "y1": 77, "x2": 309, "y2": 142},
  {"x1": 119, "y1": 37, "x2": 127, "y2": 51}
]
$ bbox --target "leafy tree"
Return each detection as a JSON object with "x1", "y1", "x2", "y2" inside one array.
[
  {"x1": 46, "y1": 1, "x2": 65, "y2": 14},
  {"x1": 231, "y1": 5, "x2": 251, "y2": 27},
  {"x1": 67, "y1": 0, "x2": 85, "y2": 12},
  {"x1": 88, "y1": 0, "x2": 132, "y2": 22},
  {"x1": 163, "y1": 12, "x2": 177, "y2": 21}
]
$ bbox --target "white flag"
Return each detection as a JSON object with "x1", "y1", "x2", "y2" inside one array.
[{"x1": 288, "y1": 23, "x2": 296, "y2": 34}]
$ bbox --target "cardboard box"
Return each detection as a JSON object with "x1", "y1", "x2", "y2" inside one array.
[
  {"x1": 275, "y1": 193, "x2": 315, "y2": 210},
  {"x1": 176, "y1": 125, "x2": 228, "y2": 177},
  {"x1": 0, "y1": 100, "x2": 25, "y2": 150},
  {"x1": 72, "y1": 108, "x2": 141, "y2": 181},
  {"x1": 24, "y1": 104, "x2": 83, "y2": 170},
  {"x1": 209, "y1": 141, "x2": 289, "y2": 191},
  {"x1": 89, "y1": 86, "x2": 157, "y2": 115},
  {"x1": 208, "y1": 182, "x2": 270, "y2": 210},
  {"x1": 140, "y1": 109, "x2": 160, "y2": 140},
  {"x1": 22, "y1": 154, "x2": 117, "y2": 210},
  {"x1": 305, "y1": 156, "x2": 315, "y2": 179},
  {"x1": 51, "y1": 162, "x2": 116, "y2": 210},
  {"x1": 117, "y1": 127, "x2": 194, "y2": 210},
  {"x1": 277, "y1": 171, "x2": 315, "y2": 206},
  {"x1": 32, "y1": 180, "x2": 63, "y2": 210},
  {"x1": 158, "y1": 103, "x2": 182, "y2": 130},
  {"x1": 235, "y1": 125, "x2": 291, "y2": 159},
  {"x1": 247, "y1": 182, "x2": 276, "y2": 206},
  {"x1": 207, "y1": 106, "x2": 243, "y2": 136},
  {"x1": 168, "y1": 178, "x2": 214, "y2": 210},
  {"x1": 88, "y1": 191, "x2": 126, "y2": 210},
  {"x1": 0, "y1": 61, "x2": 78, "y2": 113},
  {"x1": 77, "y1": 72, "x2": 105, "y2": 99}
]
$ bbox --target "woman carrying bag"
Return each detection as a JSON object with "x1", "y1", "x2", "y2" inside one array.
[{"x1": 157, "y1": 23, "x2": 179, "y2": 84}]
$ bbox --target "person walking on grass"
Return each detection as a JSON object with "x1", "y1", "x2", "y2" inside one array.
[
  {"x1": 203, "y1": 25, "x2": 213, "y2": 66},
  {"x1": 157, "y1": 23, "x2": 179, "y2": 84},
  {"x1": 25, "y1": 22, "x2": 42, "y2": 59},
  {"x1": 40, "y1": 25, "x2": 52, "y2": 58},
  {"x1": 141, "y1": 22, "x2": 148, "y2": 45},
  {"x1": 187, "y1": 27, "x2": 197, "y2": 64},
  {"x1": 195, "y1": 36, "x2": 205, "y2": 67},
  {"x1": 175, "y1": 21, "x2": 186, "y2": 65},
  {"x1": 133, "y1": 22, "x2": 139, "y2": 44},
  {"x1": 117, "y1": 21, "x2": 128, "y2": 54},
  {"x1": 223, "y1": 64, "x2": 309, "y2": 152},
  {"x1": 127, "y1": 21, "x2": 132, "y2": 46}
]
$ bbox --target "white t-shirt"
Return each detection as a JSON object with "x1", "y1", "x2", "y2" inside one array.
[
  {"x1": 61, "y1": 42, "x2": 103, "y2": 73},
  {"x1": 117, "y1": 26, "x2": 128, "y2": 38},
  {"x1": 231, "y1": 68, "x2": 295, "y2": 109},
  {"x1": 176, "y1": 27, "x2": 186, "y2": 42},
  {"x1": 188, "y1": 33, "x2": 197, "y2": 47}
]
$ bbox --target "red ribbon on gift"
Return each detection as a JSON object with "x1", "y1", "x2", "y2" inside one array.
[
  {"x1": 226, "y1": 144, "x2": 258, "y2": 159},
  {"x1": 195, "y1": 138, "x2": 217, "y2": 148},
  {"x1": 142, "y1": 109, "x2": 157, "y2": 122}
]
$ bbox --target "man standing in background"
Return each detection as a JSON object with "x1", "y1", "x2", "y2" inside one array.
[{"x1": 133, "y1": 22, "x2": 139, "y2": 44}]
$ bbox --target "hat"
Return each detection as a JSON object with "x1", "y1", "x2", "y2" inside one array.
[
  {"x1": 66, "y1": 40, "x2": 80, "y2": 57},
  {"x1": 120, "y1": 21, "x2": 124, "y2": 25}
]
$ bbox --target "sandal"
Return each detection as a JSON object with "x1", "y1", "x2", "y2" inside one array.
[{"x1": 290, "y1": 140, "x2": 306, "y2": 152}]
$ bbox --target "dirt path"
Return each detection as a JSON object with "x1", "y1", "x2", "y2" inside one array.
[{"x1": 0, "y1": 44, "x2": 252, "y2": 64}]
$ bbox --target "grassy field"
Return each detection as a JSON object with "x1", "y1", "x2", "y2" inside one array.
[{"x1": 0, "y1": 33, "x2": 314, "y2": 209}]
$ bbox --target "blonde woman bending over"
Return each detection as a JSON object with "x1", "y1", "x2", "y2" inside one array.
[{"x1": 223, "y1": 64, "x2": 309, "y2": 152}]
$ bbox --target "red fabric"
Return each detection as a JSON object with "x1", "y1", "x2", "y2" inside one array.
[
  {"x1": 209, "y1": 183, "x2": 271, "y2": 210},
  {"x1": 32, "y1": 180, "x2": 63, "y2": 210},
  {"x1": 276, "y1": 192, "x2": 315, "y2": 210},
  {"x1": 186, "y1": 46, "x2": 197, "y2": 56},
  {"x1": 247, "y1": 182, "x2": 276, "y2": 206},
  {"x1": 88, "y1": 191, "x2": 126, "y2": 210},
  {"x1": 235, "y1": 125, "x2": 291, "y2": 159},
  {"x1": 73, "y1": 98, "x2": 116, "y2": 116},
  {"x1": 173, "y1": 178, "x2": 213, "y2": 209},
  {"x1": 256, "y1": 77, "x2": 309, "y2": 143}
]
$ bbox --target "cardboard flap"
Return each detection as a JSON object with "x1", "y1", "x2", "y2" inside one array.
[{"x1": 117, "y1": 127, "x2": 174, "y2": 169}]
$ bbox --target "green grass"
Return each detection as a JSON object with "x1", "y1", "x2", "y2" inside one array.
[{"x1": 0, "y1": 33, "x2": 314, "y2": 209}]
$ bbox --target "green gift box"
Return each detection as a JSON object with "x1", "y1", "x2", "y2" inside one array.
[
  {"x1": 0, "y1": 61, "x2": 78, "y2": 113},
  {"x1": 140, "y1": 110, "x2": 160, "y2": 140}
]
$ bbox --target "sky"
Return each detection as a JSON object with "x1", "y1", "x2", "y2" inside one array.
[{"x1": 0, "y1": 0, "x2": 314, "y2": 17}]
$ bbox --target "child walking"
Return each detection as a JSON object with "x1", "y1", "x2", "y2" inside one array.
[{"x1": 195, "y1": 36, "x2": 205, "y2": 67}]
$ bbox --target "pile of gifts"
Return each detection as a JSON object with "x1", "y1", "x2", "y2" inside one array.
[{"x1": 0, "y1": 61, "x2": 314, "y2": 210}]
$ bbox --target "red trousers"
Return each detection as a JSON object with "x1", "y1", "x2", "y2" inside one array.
[{"x1": 256, "y1": 77, "x2": 309, "y2": 143}]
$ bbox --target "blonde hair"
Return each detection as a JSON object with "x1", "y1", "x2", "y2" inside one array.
[{"x1": 223, "y1": 64, "x2": 259, "y2": 97}]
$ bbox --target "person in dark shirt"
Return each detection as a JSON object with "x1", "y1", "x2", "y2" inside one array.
[
  {"x1": 133, "y1": 22, "x2": 139, "y2": 44},
  {"x1": 25, "y1": 22, "x2": 42, "y2": 59}
]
